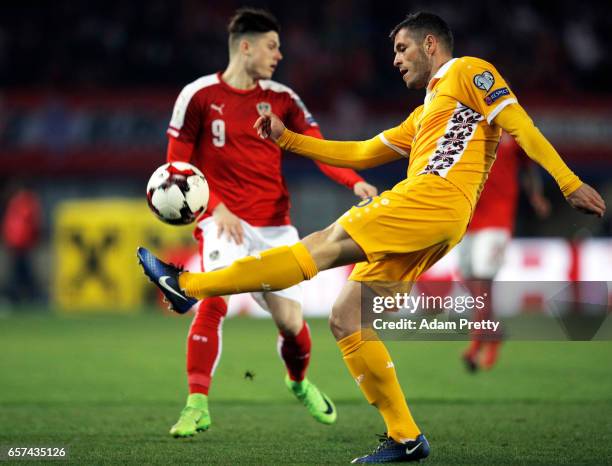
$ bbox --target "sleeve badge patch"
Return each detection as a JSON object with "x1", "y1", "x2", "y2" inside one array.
[
  {"x1": 473, "y1": 71, "x2": 495, "y2": 91},
  {"x1": 484, "y1": 87, "x2": 510, "y2": 105}
]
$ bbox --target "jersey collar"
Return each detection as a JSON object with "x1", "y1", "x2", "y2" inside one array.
[
  {"x1": 217, "y1": 72, "x2": 260, "y2": 95},
  {"x1": 427, "y1": 57, "x2": 458, "y2": 91}
]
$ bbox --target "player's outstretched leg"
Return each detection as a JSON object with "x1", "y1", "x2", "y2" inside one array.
[
  {"x1": 169, "y1": 393, "x2": 211, "y2": 437},
  {"x1": 137, "y1": 247, "x2": 197, "y2": 313},
  {"x1": 137, "y1": 243, "x2": 318, "y2": 311},
  {"x1": 179, "y1": 243, "x2": 318, "y2": 298},
  {"x1": 138, "y1": 222, "x2": 363, "y2": 309}
]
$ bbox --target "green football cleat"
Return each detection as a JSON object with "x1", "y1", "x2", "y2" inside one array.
[
  {"x1": 169, "y1": 393, "x2": 211, "y2": 437},
  {"x1": 285, "y1": 375, "x2": 337, "y2": 425}
]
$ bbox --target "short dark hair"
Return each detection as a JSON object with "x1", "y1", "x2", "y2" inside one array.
[
  {"x1": 228, "y1": 7, "x2": 280, "y2": 38},
  {"x1": 389, "y1": 12, "x2": 453, "y2": 53}
]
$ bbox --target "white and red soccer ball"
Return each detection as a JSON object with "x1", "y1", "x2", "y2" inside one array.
[{"x1": 146, "y1": 162, "x2": 209, "y2": 225}]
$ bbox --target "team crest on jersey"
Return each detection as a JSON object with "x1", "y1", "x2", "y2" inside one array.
[
  {"x1": 256, "y1": 102, "x2": 272, "y2": 115},
  {"x1": 473, "y1": 71, "x2": 495, "y2": 91}
]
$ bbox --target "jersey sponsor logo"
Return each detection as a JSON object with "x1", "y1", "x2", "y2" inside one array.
[
  {"x1": 473, "y1": 71, "x2": 495, "y2": 91},
  {"x1": 484, "y1": 87, "x2": 510, "y2": 105},
  {"x1": 209, "y1": 250, "x2": 220, "y2": 261},
  {"x1": 256, "y1": 101, "x2": 272, "y2": 116},
  {"x1": 210, "y1": 103, "x2": 225, "y2": 115}
]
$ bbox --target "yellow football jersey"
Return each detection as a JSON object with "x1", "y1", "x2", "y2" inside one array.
[
  {"x1": 278, "y1": 55, "x2": 580, "y2": 209},
  {"x1": 382, "y1": 56, "x2": 518, "y2": 208},
  {"x1": 276, "y1": 55, "x2": 581, "y2": 280}
]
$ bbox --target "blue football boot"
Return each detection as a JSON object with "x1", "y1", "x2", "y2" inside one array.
[
  {"x1": 351, "y1": 433, "x2": 430, "y2": 463},
  {"x1": 137, "y1": 247, "x2": 197, "y2": 314}
]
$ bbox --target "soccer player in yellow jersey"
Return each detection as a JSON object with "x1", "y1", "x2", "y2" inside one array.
[{"x1": 138, "y1": 12, "x2": 606, "y2": 463}]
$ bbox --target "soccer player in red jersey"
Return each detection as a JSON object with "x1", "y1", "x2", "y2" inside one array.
[
  {"x1": 459, "y1": 132, "x2": 550, "y2": 371},
  {"x1": 164, "y1": 8, "x2": 377, "y2": 437}
]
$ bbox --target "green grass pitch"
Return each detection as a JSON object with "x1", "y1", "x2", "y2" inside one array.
[{"x1": 1, "y1": 312, "x2": 611, "y2": 465}]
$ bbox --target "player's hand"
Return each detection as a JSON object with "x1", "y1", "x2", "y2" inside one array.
[
  {"x1": 254, "y1": 112, "x2": 285, "y2": 141},
  {"x1": 566, "y1": 183, "x2": 606, "y2": 218},
  {"x1": 353, "y1": 181, "x2": 378, "y2": 199},
  {"x1": 212, "y1": 203, "x2": 245, "y2": 244},
  {"x1": 529, "y1": 192, "x2": 551, "y2": 219}
]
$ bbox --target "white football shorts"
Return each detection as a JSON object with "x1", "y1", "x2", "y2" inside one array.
[
  {"x1": 458, "y1": 228, "x2": 511, "y2": 279},
  {"x1": 195, "y1": 217, "x2": 302, "y2": 310}
]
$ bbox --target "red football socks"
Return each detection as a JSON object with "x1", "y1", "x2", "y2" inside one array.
[
  {"x1": 278, "y1": 322, "x2": 312, "y2": 382},
  {"x1": 187, "y1": 297, "x2": 228, "y2": 395}
]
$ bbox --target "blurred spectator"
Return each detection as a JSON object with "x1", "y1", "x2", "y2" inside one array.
[
  {"x1": 564, "y1": 18, "x2": 603, "y2": 72},
  {"x1": 1, "y1": 184, "x2": 43, "y2": 307}
]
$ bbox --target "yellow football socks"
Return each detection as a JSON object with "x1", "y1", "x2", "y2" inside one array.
[
  {"x1": 178, "y1": 243, "x2": 318, "y2": 299},
  {"x1": 338, "y1": 329, "x2": 421, "y2": 442}
]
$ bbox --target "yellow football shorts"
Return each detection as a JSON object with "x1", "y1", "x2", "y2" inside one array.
[{"x1": 338, "y1": 174, "x2": 472, "y2": 282}]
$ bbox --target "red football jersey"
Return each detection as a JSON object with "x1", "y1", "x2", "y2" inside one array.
[
  {"x1": 468, "y1": 133, "x2": 524, "y2": 232},
  {"x1": 166, "y1": 72, "x2": 361, "y2": 226}
]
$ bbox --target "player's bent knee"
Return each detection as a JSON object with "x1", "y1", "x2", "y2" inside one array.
[
  {"x1": 267, "y1": 296, "x2": 304, "y2": 336},
  {"x1": 329, "y1": 309, "x2": 359, "y2": 341},
  {"x1": 328, "y1": 313, "x2": 345, "y2": 340},
  {"x1": 328, "y1": 280, "x2": 363, "y2": 340},
  {"x1": 275, "y1": 314, "x2": 303, "y2": 336}
]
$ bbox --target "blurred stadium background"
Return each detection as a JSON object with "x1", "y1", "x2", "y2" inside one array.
[
  {"x1": 1, "y1": 1, "x2": 611, "y2": 464},
  {"x1": 0, "y1": 0, "x2": 611, "y2": 313}
]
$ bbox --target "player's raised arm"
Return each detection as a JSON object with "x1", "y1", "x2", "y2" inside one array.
[
  {"x1": 494, "y1": 104, "x2": 606, "y2": 217},
  {"x1": 254, "y1": 112, "x2": 410, "y2": 170},
  {"x1": 450, "y1": 57, "x2": 605, "y2": 218}
]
